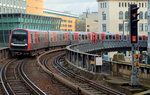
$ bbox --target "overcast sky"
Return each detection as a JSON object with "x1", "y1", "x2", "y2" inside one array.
[{"x1": 43, "y1": 0, "x2": 98, "y2": 15}]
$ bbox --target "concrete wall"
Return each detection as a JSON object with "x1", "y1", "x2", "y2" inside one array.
[
  {"x1": 112, "y1": 62, "x2": 150, "y2": 79},
  {"x1": 0, "y1": 48, "x2": 9, "y2": 62}
]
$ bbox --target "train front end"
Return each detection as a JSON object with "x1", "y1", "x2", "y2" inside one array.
[{"x1": 9, "y1": 29, "x2": 30, "y2": 55}]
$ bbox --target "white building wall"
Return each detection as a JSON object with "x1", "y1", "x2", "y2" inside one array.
[{"x1": 98, "y1": 0, "x2": 147, "y2": 35}]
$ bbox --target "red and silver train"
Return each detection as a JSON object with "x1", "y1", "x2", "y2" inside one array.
[{"x1": 9, "y1": 28, "x2": 147, "y2": 56}]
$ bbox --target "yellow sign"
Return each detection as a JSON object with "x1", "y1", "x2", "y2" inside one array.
[
  {"x1": 134, "y1": 62, "x2": 140, "y2": 68},
  {"x1": 90, "y1": 61, "x2": 95, "y2": 64},
  {"x1": 134, "y1": 54, "x2": 141, "y2": 59}
]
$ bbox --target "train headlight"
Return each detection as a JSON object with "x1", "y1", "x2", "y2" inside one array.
[{"x1": 11, "y1": 43, "x2": 14, "y2": 45}]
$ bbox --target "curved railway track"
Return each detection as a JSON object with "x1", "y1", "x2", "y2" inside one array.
[
  {"x1": 37, "y1": 49, "x2": 126, "y2": 95},
  {"x1": 40, "y1": 49, "x2": 77, "y2": 95},
  {"x1": 1, "y1": 58, "x2": 46, "y2": 95}
]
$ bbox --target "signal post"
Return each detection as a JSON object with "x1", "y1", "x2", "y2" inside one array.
[{"x1": 129, "y1": 4, "x2": 140, "y2": 86}]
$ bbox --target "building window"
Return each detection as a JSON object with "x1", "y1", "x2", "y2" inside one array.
[
  {"x1": 125, "y1": 11, "x2": 129, "y2": 19},
  {"x1": 68, "y1": 25, "x2": 72, "y2": 27},
  {"x1": 142, "y1": 3, "x2": 144, "y2": 7},
  {"x1": 139, "y1": 3, "x2": 141, "y2": 7},
  {"x1": 122, "y1": 2, "x2": 124, "y2": 7},
  {"x1": 125, "y1": 23, "x2": 129, "y2": 31},
  {"x1": 105, "y1": 2, "x2": 107, "y2": 8},
  {"x1": 119, "y1": 11, "x2": 123, "y2": 19},
  {"x1": 128, "y1": 3, "x2": 130, "y2": 7},
  {"x1": 145, "y1": 23, "x2": 148, "y2": 32},
  {"x1": 68, "y1": 20, "x2": 72, "y2": 23},
  {"x1": 139, "y1": 23, "x2": 144, "y2": 31},
  {"x1": 102, "y1": 12, "x2": 106, "y2": 20},
  {"x1": 102, "y1": 3, "x2": 104, "y2": 8},
  {"x1": 119, "y1": 24, "x2": 123, "y2": 31},
  {"x1": 102, "y1": 24, "x2": 106, "y2": 32},
  {"x1": 62, "y1": 20, "x2": 67, "y2": 22},
  {"x1": 145, "y1": 11, "x2": 148, "y2": 19},
  {"x1": 100, "y1": 3, "x2": 102, "y2": 8},
  {"x1": 139, "y1": 11, "x2": 143, "y2": 19},
  {"x1": 125, "y1": 3, "x2": 127, "y2": 7},
  {"x1": 119, "y1": 2, "x2": 121, "y2": 7},
  {"x1": 87, "y1": 25, "x2": 90, "y2": 27},
  {"x1": 87, "y1": 29, "x2": 90, "y2": 32}
]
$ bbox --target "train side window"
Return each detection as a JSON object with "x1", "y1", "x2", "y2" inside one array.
[
  {"x1": 72, "y1": 35, "x2": 74, "y2": 40},
  {"x1": 60, "y1": 34, "x2": 62, "y2": 40},
  {"x1": 63, "y1": 34, "x2": 65, "y2": 40},
  {"x1": 79, "y1": 34, "x2": 81, "y2": 40},
  {"x1": 30, "y1": 34, "x2": 33, "y2": 43},
  {"x1": 61, "y1": 34, "x2": 63, "y2": 40},
  {"x1": 139, "y1": 36, "x2": 142, "y2": 40},
  {"x1": 97, "y1": 35, "x2": 100, "y2": 40},
  {"x1": 106, "y1": 35, "x2": 108, "y2": 40},
  {"x1": 124, "y1": 36, "x2": 126, "y2": 40},
  {"x1": 109, "y1": 35, "x2": 112, "y2": 40},
  {"x1": 58, "y1": 34, "x2": 60, "y2": 40},
  {"x1": 85, "y1": 35, "x2": 87, "y2": 40},
  {"x1": 113, "y1": 35, "x2": 115, "y2": 40},
  {"x1": 119, "y1": 35, "x2": 122, "y2": 40},
  {"x1": 59, "y1": 34, "x2": 61, "y2": 40},
  {"x1": 82, "y1": 35, "x2": 84, "y2": 40}
]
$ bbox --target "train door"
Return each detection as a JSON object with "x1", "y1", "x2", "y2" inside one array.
[
  {"x1": 87, "y1": 32, "x2": 91, "y2": 40},
  {"x1": 142, "y1": 35, "x2": 146, "y2": 41},
  {"x1": 92, "y1": 32, "x2": 97, "y2": 42},
  {"x1": 64, "y1": 32, "x2": 69, "y2": 41},
  {"x1": 34, "y1": 32, "x2": 39, "y2": 43},
  {"x1": 52, "y1": 32, "x2": 57, "y2": 42},
  {"x1": 100, "y1": 33, "x2": 105, "y2": 40},
  {"x1": 115, "y1": 34, "x2": 119, "y2": 40},
  {"x1": 74, "y1": 32, "x2": 79, "y2": 40}
]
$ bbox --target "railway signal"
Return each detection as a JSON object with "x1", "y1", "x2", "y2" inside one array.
[
  {"x1": 129, "y1": 4, "x2": 140, "y2": 86},
  {"x1": 129, "y1": 4, "x2": 139, "y2": 43}
]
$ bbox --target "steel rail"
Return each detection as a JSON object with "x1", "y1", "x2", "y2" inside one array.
[
  {"x1": 18, "y1": 60, "x2": 47, "y2": 95},
  {"x1": 54, "y1": 55, "x2": 126, "y2": 95},
  {"x1": 1, "y1": 58, "x2": 46, "y2": 95},
  {"x1": 37, "y1": 49, "x2": 92, "y2": 95},
  {"x1": 0, "y1": 59, "x2": 16, "y2": 95}
]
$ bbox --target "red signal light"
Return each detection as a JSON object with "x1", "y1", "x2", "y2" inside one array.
[{"x1": 132, "y1": 36, "x2": 136, "y2": 42}]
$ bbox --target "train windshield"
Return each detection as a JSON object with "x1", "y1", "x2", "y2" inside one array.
[{"x1": 11, "y1": 30, "x2": 28, "y2": 44}]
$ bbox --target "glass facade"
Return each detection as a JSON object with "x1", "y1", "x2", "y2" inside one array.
[
  {"x1": 0, "y1": 13, "x2": 62, "y2": 47},
  {"x1": 0, "y1": 0, "x2": 26, "y2": 14},
  {"x1": 0, "y1": 0, "x2": 27, "y2": 48}
]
